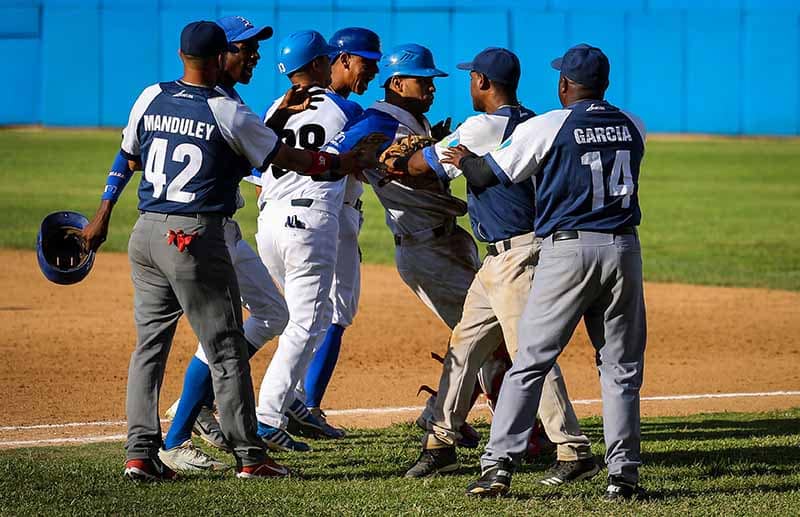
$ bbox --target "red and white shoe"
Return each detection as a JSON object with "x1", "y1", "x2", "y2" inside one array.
[
  {"x1": 123, "y1": 458, "x2": 178, "y2": 482},
  {"x1": 236, "y1": 458, "x2": 291, "y2": 479}
]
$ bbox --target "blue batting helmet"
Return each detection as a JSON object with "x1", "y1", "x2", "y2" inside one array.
[
  {"x1": 378, "y1": 43, "x2": 448, "y2": 87},
  {"x1": 329, "y1": 27, "x2": 382, "y2": 61},
  {"x1": 36, "y1": 211, "x2": 96, "y2": 285},
  {"x1": 277, "y1": 30, "x2": 337, "y2": 75}
]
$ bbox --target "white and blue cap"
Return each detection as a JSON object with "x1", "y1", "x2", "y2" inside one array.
[
  {"x1": 551, "y1": 43, "x2": 610, "y2": 90},
  {"x1": 216, "y1": 16, "x2": 273, "y2": 44},
  {"x1": 379, "y1": 43, "x2": 448, "y2": 87},
  {"x1": 277, "y1": 30, "x2": 338, "y2": 75},
  {"x1": 456, "y1": 47, "x2": 521, "y2": 88}
]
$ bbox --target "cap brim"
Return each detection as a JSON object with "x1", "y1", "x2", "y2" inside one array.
[
  {"x1": 456, "y1": 61, "x2": 474, "y2": 71},
  {"x1": 551, "y1": 57, "x2": 562, "y2": 70},
  {"x1": 351, "y1": 49, "x2": 382, "y2": 60},
  {"x1": 419, "y1": 68, "x2": 449, "y2": 78},
  {"x1": 231, "y1": 25, "x2": 274, "y2": 42}
]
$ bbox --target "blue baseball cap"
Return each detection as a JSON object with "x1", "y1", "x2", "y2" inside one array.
[
  {"x1": 216, "y1": 16, "x2": 273, "y2": 44},
  {"x1": 456, "y1": 47, "x2": 521, "y2": 87},
  {"x1": 329, "y1": 27, "x2": 382, "y2": 61},
  {"x1": 379, "y1": 43, "x2": 447, "y2": 87},
  {"x1": 180, "y1": 21, "x2": 238, "y2": 57},
  {"x1": 277, "y1": 30, "x2": 338, "y2": 75},
  {"x1": 551, "y1": 44, "x2": 609, "y2": 90}
]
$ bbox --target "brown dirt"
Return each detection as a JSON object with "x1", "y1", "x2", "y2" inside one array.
[{"x1": 1, "y1": 249, "x2": 799, "y2": 445}]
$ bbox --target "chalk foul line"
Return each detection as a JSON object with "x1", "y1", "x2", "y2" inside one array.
[{"x1": 1, "y1": 390, "x2": 798, "y2": 446}]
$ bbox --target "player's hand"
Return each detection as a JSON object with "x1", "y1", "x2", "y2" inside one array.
[
  {"x1": 82, "y1": 209, "x2": 111, "y2": 252},
  {"x1": 430, "y1": 117, "x2": 452, "y2": 140},
  {"x1": 440, "y1": 144, "x2": 476, "y2": 170},
  {"x1": 277, "y1": 84, "x2": 324, "y2": 115},
  {"x1": 340, "y1": 133, "x2": 389, "y2": 172}
]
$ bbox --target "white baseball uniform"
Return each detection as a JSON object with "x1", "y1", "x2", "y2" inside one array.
[{"x1": 250, "y1": 87, "x2": 363, "y2": 429}]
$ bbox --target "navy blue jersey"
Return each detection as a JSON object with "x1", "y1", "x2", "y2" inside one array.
[
  {"x1": 423, "y1": 106, "x2": 536, "y2": 243},
  {"x1": 121, "y1": 81, "x2": 280, "y2": 215},
  {"x1": 486, "y1": 99, "x2": 646, "y2": 238}
]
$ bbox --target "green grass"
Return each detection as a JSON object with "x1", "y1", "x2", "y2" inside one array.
[
  {"x1": 1, "y1": 409, "x2": 799, "y2": 515},
  {"x1": 1, "y1": 129, "x2": 798, "y2": 290}
]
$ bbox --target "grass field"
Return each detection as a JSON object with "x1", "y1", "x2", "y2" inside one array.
[
  {"x1": 1, "y1": 409, "x2": 799, "y2": 515},
  {"x1": 1, "y1": 129, "x2": 798, "y2": 290}
]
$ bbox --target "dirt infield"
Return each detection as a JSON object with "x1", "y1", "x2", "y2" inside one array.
[{"x1": 1, "y1": 249, "x2": 799, "y2": 445}]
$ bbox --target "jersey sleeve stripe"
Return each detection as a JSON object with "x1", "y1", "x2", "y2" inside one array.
[
  {"x1": 422, "y1": 145, "x2": 450, "y2": 183},
  {"x1": 484, "y1": 153, "x2": 514, "y2": 186}
]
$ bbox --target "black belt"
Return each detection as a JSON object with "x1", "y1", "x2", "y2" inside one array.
[
  {"x1": 345, "y1": 199, "x2": 363, "y2": 211},
  {"x1": 394, "y1": 224, "x2": 448, "y2": 246},
  {"x1": 552, "y1": 227, "x2": 636, "y2": 242},
  {"x1": 258, "y1": 198, "x2": 314, "y2": 211},
  {"x1": 486, "y1": 238, "x2": 512, "y2": 257}
]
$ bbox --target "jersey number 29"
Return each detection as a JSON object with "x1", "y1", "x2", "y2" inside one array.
[
  {"x1": 144, "y1": 137, "x2": 202, "y2": 203},
  {"x1": 581, "y1": 150, "x2": 634, "y2": 210}
]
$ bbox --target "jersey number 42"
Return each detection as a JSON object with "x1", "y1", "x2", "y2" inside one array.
[{"x1": 144, "y1": 137, "x2": 202, "y2": 203}]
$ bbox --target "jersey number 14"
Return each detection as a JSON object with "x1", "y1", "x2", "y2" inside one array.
[
  {"x1": 144, "y1": 137, "x2": 202, "y2": 203},
  {"x1": 581, "y1": 150, "x2": 634, "y2": 210}
]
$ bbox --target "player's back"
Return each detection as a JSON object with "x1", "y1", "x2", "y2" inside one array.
[
  {"x1": 533, "y1": 99, "x2": 646, "y2": 237},
  {"x1": 123, "y1": 81, "x2": 252, "y2": 216},
  {"x1": 257, "y1": 88, "x2": 358, "y2": 211},
  {"x1": 429, "y1": 106, "x2": 536, "y2": 243}
]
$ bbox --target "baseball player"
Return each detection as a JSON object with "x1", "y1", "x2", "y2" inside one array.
[
  {"x1": 323, "y1": 44, "x2": 498, "y2": 450},
  {"x1": 456, "y1": 44, "x2": 648, "y2": 500},
  {"x1": 384, "y1": 48, "x2": 596, "y2": 483},
  {"x1": 300, "y1": 28, "x2": 382, "y2": 434},
  {"x1": 81, "y1": 20, "x2": 381, "y2": 480},
  {"x1": 155, "y1": 16, "x2": 290, "y2": 472},
  {"x1": 248, "y1": 29, "x2": 381, "y2": 451}
]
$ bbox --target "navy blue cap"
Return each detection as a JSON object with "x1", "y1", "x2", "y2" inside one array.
[
  {"x1": 457, "y1": 47, "x2": 521, "y2": 87},
  {"x1": 216, "y1": 15, "x2": 273, "y2": 44},
  {"x1": 551, "y1": 44, "x2": 609, "y2": 90},
  {"x1": 181, "y1": 21, "x2": 238, "y2": 57}
]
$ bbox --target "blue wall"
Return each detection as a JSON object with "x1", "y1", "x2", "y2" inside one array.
[{"x1": 1, "y1": 0, "x2": 799, "y2": 134}]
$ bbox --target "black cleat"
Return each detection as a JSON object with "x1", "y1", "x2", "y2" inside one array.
[
  {"x1": 539, "y1": 457, "x2": 601, "y2": 486},
  {"x1": 604, "y1": 475, "x2": 648, "y2": 501},
  {"x1": 466, "y1": 460, "x2": 513, "y2": 497},
  {"x1": 404, "y1": 447, "x2": 459, "y2": 478}
]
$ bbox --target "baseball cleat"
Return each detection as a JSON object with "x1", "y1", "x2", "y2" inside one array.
[
  {"x1": 285, "y1": 400, "x2": 340, "y2": 439},
  {"x1": 309, "y1": 407, "x2": 347, "y2": 438},
  {"x1": 164, "y1": 399, "x2": 230, "y2": 452},
  {"x1": 404, "y1": 446, "x2": 459, "y2": 478},
  {"x1": 604, "y1": 475, "x2": 648, "y2": 501},
  {"x1": 236, "y1": 458, "x2": 291, "y2": 479},
  {"x1": 123, "y1": 458, "x2": 178, "y2": 482},
  {"x1": 465, "y1": 461, "x2": 513, "y2": 497},
  {"x1": 257, "y1": 422, "x2": 311, "y2": 452},
  {"x1": 539, "y1": 457, "x2": 601, "y2": 486},
  {"x1": 158, "y1": 440, "x2": 229, "y2": 472}
]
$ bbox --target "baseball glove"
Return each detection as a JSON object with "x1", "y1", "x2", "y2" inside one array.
[{"x1": 377, "y1": 135, "x2": 438, "y2": 173}]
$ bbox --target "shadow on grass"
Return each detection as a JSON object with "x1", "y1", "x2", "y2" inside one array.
[{"x1": 640, "y1": 415, "x2": 800, "y2": 441}]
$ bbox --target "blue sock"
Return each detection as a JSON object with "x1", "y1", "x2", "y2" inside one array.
[
  {"x1": 163, "y1": 356, "x2": 212, "y2": 450},
  {"x1": 304, "y1": 324, "x2": 345, "y2": 408}
]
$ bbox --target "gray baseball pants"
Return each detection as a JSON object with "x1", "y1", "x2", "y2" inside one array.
[
  {"x1": 125, "y1": 212, "x2": 266, "y2": 467},
  {"x1": 482, "y1": 230, "x2": 646, "y2": 483}
]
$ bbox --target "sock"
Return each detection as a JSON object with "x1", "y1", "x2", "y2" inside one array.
[
  {"x1": 163, "y1": 356, "x2": 212, "y2": 450},
  {"x1": 304, "y1": 324, "x2": 345, "y2": 408}
]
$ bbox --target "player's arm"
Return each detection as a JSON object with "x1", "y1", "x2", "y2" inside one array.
[
  {"x1": 82, "y1": 152, "x2": 140, "y2": 251},
  {"x1": 216, "y1": 98, "x2": 384, "y2": 180},
  {"x1": 440, "y1": 145, "x2": 498, "y2": 188}
]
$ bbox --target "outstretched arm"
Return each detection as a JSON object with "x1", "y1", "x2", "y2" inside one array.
[{"x1": 440, "y1": 144, "x2": 498, "y2": 188}]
